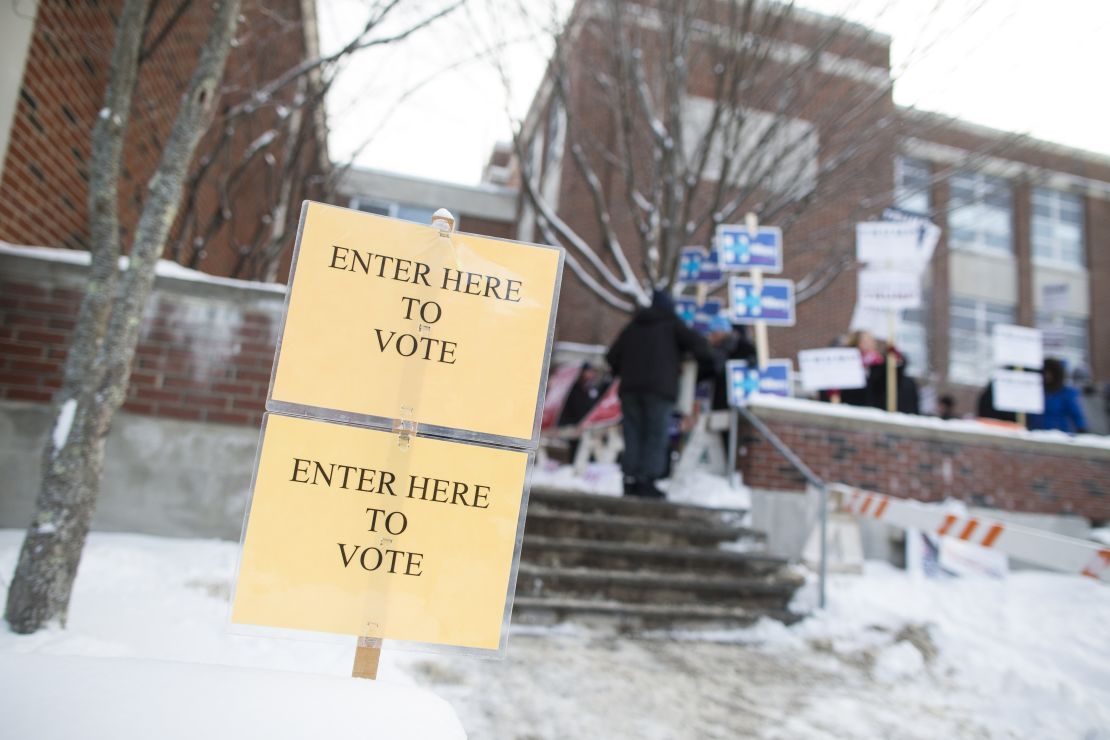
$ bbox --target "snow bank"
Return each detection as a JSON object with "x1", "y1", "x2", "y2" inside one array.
[
  {"x1": 0, "y1": 532, "x2": 463, "y2": 739},
  {"x1": 531, "y1": 462, "x2": 750, "y2": 510},
  {"x1": 763, "y1": 563, "x2": 1110, "y2": 738},
  {"x1": 748, "y1": 394, "x2": 1110, "y2": 451},
  {"x1": 6, "y1": 653, "x2": 463, "y2": 740}
]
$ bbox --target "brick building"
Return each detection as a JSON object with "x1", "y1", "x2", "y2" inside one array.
[
  {"x1": 0, "y1": 0, "x2": 326, "y2": 281},
  {"x1": 502, "y1": 0, "x2": 1109, "y2": 411}
]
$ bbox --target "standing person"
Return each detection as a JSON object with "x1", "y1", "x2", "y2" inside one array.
[
  {"x1": 704, "y1": 315, "x2": 756, "y2": 410},
  {"x1": 607, "y1": 289, "x2": 713, "y2": 499},
  {"x1": 1029, "y1": 358, "x2": 1088, "y2": 434}
]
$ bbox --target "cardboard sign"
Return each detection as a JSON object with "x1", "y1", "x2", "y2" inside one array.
[
  {"x1": 675, "y1": 298, "x2": 724, "y2": 332},
  {"x1": 716, "y1": 224, "x2": 783, "y2": 273},
  {"x1": 270, "y1": 202, "x2": 563, "y2": 443},
  {"x1": 728, "y1": 276, "x2": 796, "y2": 326},
  {"x1": 856, "y1": 221, "x2": 932, "y2": 268},
  {"x1": 798, "y1": 348, "x2": 866, "y2": 392},
  {"x1": 725, "y1": 359, "x2": 793, "y2": 406},
  {"x1": 857, "y1": 269, "x2": 921, "y2": 311},
  {"x1": 991, "y1": 324, "x2": 1043, "y2": 369},
  {"x1": 232, "y1": 413, "x2": 529, "y2": 650},
  {"x1": 698, "y1": 249, "x2": 723, "y2": 282},
  {"x1": 678, "y1": 247, "x2": 705, "y2": 282},
  {"x1": 541, "y1": 364, "x2": 582, "y2": 431},
  {"x1": 881, "y1": 207, "x2": 941, "y2": 265},
  {"x1": 991, "y1": 369, "x2": 1044, "y2": 414}
]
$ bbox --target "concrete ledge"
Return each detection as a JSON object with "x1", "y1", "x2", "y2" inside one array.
[
  {"x1": 746, "y1": 395, "x2": 1110, "y2": 461},
  {"x1": 0, "y1": 243, "x2": 288, "y2": 305}
]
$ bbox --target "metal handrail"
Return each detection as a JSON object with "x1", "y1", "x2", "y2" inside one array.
[{"x1": 736, "y1": 404, "x2": 829, "y2": 609}]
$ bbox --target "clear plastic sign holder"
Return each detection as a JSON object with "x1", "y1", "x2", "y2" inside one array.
[{"x1": 228, "y1": 202, "x2": 564, "y2": 674}]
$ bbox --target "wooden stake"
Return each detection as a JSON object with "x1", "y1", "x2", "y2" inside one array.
[
  {"x1": 352, "y1": 636, "x2": 382, "y2": 680},
  {"x1": 746, "y1": 212, "x2": 769, "y2": 371}
]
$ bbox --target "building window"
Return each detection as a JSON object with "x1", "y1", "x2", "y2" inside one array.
[
  {"x1": 350, "y1": 198, "x2": 391, "y2": 216},
  {"x1": 1032, "y1": 188, "x2": 1085, "y2": 268},
  {"x1": 894, "y1": 157, "x2": 930, "y2": 216},
  {"x1": 948, "y1": 172, "x2": 1013, "y2": 255},
  {"x1": 948, "y1": 297, "x2": 1015, "y2": 386},
  {"x1": 1036, "y1": 312, "x2": 1090, "y2": 379},
  {"x1": 349, "y1": 199, "x2": 441, "y2": 227}
]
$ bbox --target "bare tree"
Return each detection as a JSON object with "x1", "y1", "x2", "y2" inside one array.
[
  {"x1": 504, "y1": 0, "x2": 1008, "y2": 311},
  {"x1": 3, "y1": 0, "x2": 467, "y2": 634},
  {"x1": 167, "y1": 0, "x2": 464, "y2": 281},
  {"x1": 4, "y1": 0, "x2": 242, "y2": 634}
]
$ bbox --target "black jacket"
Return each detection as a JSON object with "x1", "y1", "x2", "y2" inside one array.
[{"x1": 607, "y1": 303, "x2": 712, "y2": 401}]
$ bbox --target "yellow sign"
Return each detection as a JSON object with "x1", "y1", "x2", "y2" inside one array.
[
  {"x1": 232, "y1": 413, "x2": 530, "y2": 650},
  {"x1": 270, "y1": 202, "x2": 563, "y2": 442}
]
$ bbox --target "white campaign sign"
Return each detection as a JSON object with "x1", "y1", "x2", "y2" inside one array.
[
  {"x1": 992, "y1": 369, "x2": 1044, "y2": 414},
  {"x1": 857, "y1": 269, "x2": 921, "y2": 310},
  {"x1": 849, "y1": 304, "x2": 900, "y2": 341},
  {"x1": 798, "y1": 348, "x2": 866, "y2": 391},
  {"x1": 992, "y1": 324, "x2": 1043, "y2": 369},
  {"x1": 856, "y1": 222, "x2": 928, "y2": 268}
]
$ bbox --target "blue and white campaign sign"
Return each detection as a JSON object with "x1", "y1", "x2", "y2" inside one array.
[
  {"x1": 717, "y1": 224, "x2": 783, "y2": 273},
  {"x1": 677, "y1": 247, "x2": 722, "y2": 283},
  {"x1": 728, "y1": 276, "x2": 796, "y2": 326},
  {"x1": 725, "y1": 359, "x2": 793, "y2": 406},
  {"x1": 698, "y1": 249, "x2": 722, "y2": 282},
  {"x1": 678, "y1": 247, "x2": 705, "y2": 282},
  {"x1": 674, "y1": 298, "x2": 724, "y2": 332}
]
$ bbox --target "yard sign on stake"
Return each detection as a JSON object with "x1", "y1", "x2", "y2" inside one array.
[{"x1": 232, "y1": 204, "x2": 564, "y2": 679}]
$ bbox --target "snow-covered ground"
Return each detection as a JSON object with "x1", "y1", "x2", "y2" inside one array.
[
  {"x1": 532, "y1": 461, "x2": 752, "y2": 510},
  {"x1": 3, "y1": 529, "x2": 1108, "y2": 739}
]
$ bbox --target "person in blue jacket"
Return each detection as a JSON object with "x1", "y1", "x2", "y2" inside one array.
[{"x1": 1029, "y1": 358, "x2": 1088, "y2": 434}]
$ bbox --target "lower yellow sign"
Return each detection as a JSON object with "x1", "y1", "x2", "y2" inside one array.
[{"x1": 231, "y1": 413, "x2": 530, "y2": 650}]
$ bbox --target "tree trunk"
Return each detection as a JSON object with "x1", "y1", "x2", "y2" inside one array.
[{"x1": 4, "y1": 0, "x2": 243, "y2": 634}]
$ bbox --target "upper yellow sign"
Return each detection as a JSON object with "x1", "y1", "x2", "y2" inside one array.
[
  {"x1": 270, "y1": 202, "x2": 563, "y2": 442},
  {"x1": 232, "y1": 413, "x2": 530, "y2": 650}
]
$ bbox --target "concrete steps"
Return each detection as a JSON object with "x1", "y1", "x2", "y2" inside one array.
[{"x1": 513, "y1": 486, "x2": 805, "y2": 630}]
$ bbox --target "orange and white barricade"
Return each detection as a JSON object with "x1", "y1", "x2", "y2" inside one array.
[{"x1": 834, "y1": 483, "x2": 1110, "y2": 583}]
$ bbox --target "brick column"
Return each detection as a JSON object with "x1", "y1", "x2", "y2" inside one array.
[
  {"x1": 1087, "y1": 195, "x2": 1110, "y2": 382},
  {"x1": 929, "y1": 177, "x2": 950, "y2": 382}
]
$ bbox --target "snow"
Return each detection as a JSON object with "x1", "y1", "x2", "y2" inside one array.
[
  {"x1": 531, "y1": 462, "x2": 751, "y2": 510},
  {"x1": 3, "y1": 531, "x2": 1109, "y2": 738},
  {"x1": 0, "y1": 531, "x2": 464, "y2": 739},
  {"x1": 748, "y1": 394, "x2": 1110, "y2": 451},
  {"x1": 0, "y1": 242, "x2": 287, "y2": 295},
  {"x1": 51, "y1": 398, "x2": 77, "y2": 452},
  {"x1": 416, "y1": 561, "x2": 1110, "y2": 739}
]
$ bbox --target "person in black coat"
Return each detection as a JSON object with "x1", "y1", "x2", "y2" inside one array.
[{"x1": 607, "y1": 289, "x2": 712, "y2": 498}]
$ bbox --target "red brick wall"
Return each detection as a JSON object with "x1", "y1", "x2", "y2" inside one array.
[
  {"x1": 538, "y1": 2, "x2": 896, "y2": 356},
  {"x1": 0, "y1": 0, "x2": 322, "y2": 281},
  {"x1": 737, "y1": 403, "x2": 1110, "y2": 523},
  {"x1": 0, "y1": 250, "x2": 280, "y2": 426}
]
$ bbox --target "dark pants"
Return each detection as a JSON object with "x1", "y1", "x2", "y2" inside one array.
[{"x1": 619, "y1": 391, "x2": 674, "y2": 481}]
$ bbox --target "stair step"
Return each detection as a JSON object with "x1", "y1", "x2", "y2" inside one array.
[
  {"x1": 521, "y1": 535, "x2": 786, "y2": 575},
  {"x1": 515, "y1": 563, "x2": 802, "y2": 609},
  {"x1": 524, "y1": 509, "x2": 762, "y2": 547},
  {"x1": 528, "y1": 486, "x2": 747, "y2": 522},
  {"x1": 512, "y1": 596, "x2": 801, "y2": 628}
]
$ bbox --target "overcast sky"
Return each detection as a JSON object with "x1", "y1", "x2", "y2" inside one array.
[{"x1": 319, "y1": 0, "x2": 1110, "y2": 185}]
